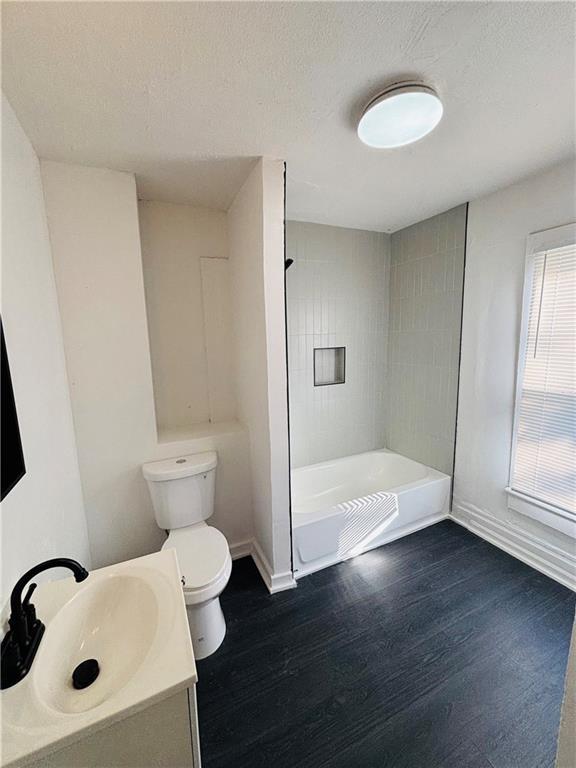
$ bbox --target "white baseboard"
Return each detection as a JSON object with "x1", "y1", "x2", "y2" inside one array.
[
  {"x1": 229, "y1": 537, "x2": 297, "y2": 594},
  {"x1": 251, "y1": 538, "x2": 297, "y2": 594},
  {"x1": 451, "y1": 501, "x2": 576, "y2": 592},
  {"x1": 229, "y1": 539, "x2": 253, "y2": 561}
]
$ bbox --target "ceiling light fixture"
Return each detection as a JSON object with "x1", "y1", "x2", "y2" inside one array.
[{"x1": 357, "y1": 82, "x2": 443, "y2": 149}]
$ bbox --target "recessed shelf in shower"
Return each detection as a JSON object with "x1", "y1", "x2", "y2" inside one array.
[{"x1": 314, "y1": 347, "x2": 346, "y2": 386}]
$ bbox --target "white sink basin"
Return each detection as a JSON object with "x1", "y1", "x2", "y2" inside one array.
[
  {"x1": 35, "y1": 574, "x2": 160, "y2": 714},
  {"x1": 2, "y1": 550, "x2": 196, "y2": 768}
]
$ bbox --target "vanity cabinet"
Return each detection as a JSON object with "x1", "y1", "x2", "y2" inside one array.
[
  {"x1": 21, "y1": 688, "x2": 201, "y2": 768},
  {"x1": 2, "y1": 551, "x2": 199, "y2": 768}
]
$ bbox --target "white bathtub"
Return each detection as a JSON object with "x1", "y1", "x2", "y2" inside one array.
[{"x1": 291, "y1": 449, "x2": 450, "y2": 578}]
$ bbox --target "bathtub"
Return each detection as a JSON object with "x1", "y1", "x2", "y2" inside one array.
[{"x1": 291, "y1": 449, "x2": 450, "y2": 578}]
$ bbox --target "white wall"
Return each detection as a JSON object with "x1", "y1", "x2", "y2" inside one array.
[
  {"x1": 200, "y1": 257, "x2": 236, "y2": 424},
  {"x1": 228, "y1": 159, "x2": 293, "y2": 589},
  {"x1": 286, "y1": 221, "x2": 389, "y2": 467},
  {"x1": 139, "y1": 202, "x2": 235, "y2": 432},
  {"x1": 41, "y1": 161, "x2": 163, "y2": 567},
  {"x1": 262, "y1": 159, "x2": 292, "y2": 582},
  {"x1": 453, "y1": 161, "x2": 576, "y2": 587},
  {"x1": 1, "y1": 98, "x2": 90, "y2": 608},
  {"x1": 388, "y1": 205, "x2": 466, "y2": 474},
  {"x1": 41, "y1": 161, "x2": 253, "y2": 568}
]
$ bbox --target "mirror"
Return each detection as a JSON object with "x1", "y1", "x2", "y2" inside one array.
[{"x1": 1, "y1": 318, "x2": 26, "y2": 500}]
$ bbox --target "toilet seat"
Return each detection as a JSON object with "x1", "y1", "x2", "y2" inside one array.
[{"x1": 162, "y1": 525, "x2": 231, "y2": 606}]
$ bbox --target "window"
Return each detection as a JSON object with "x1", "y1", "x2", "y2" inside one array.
[{"x1": 507, "y1": 224, "x2": 576, "y2": 535}]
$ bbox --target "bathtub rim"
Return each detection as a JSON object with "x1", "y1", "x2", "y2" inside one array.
[{"x1": 291, "y1": 448, "x2": 450, "y2": 528}]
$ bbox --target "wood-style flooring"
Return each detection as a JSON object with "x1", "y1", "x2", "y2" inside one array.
[{"x1": 196, "y1": 521, "x2": 575, "y2": 768}]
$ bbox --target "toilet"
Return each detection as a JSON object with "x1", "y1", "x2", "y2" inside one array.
[{"x1": 142, "y1": 451, "x2": 232, "y2": 660}]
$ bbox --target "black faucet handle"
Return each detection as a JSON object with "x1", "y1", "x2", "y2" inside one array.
[
  {"x1": 23, "y1": 583, "x2": 37, "y2": 606},
  {"x1": 23, "y1": 583, "x2": 38, "y2": 626},
  {"x1": 8, "y1": 583, "x2": 37, "y2": 641}
]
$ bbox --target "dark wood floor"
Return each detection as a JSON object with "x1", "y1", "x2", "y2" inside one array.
[{"x1": 196, "y1": 521, "x2": 575, "y2": 768}]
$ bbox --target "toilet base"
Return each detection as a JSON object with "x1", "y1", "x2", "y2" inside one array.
[{"x1": 186, "y1": 597, "x2": 226, "y2": 660}]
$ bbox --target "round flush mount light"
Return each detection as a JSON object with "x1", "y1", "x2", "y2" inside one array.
[{"x1": 357, "y1": 83, "x2": 443, "y2": 149}]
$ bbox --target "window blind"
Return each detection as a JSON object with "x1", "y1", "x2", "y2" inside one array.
[{"x1": 510, "y1": 242, "x2": 576, "y2": 515}]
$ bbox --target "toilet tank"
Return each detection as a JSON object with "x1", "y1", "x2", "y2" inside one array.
[{"x1": 142, "y1": 452, "x2": 217, "y2": 530}]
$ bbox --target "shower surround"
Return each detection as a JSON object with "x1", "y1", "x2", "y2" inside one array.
[
  {"x1": 286, "y1": 222, "x2": 390, "y2": 468},
  {"x1": 287, "y1": 207, "x2": 466, "y2": 475},
  {"x1": 286, "y1": 208, "x2": 466, "y2": 576},
  {"x1": 387, "y1": 205, "x2": 467, "y2": 474}
]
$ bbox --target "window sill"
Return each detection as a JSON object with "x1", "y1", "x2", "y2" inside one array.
[{"x1": 506, "y1": 488, "x2": 575, "y2": 538}]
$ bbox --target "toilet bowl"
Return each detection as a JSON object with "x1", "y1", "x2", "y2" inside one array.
[
  {"x1": 162, "y1": 523, "x2": 232, "y2": 659},
  {"x1": 142, "y1": 452, "x2": 231, "y2": 660}
]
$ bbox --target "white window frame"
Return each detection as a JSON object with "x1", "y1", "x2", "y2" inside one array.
[{"x1": 506, "y1": 222, "x2": 576, "y2": 538}]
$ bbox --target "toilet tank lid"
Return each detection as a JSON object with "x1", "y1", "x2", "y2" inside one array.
[{"x1": 142, "y1": 451, "x2": 217, "y2": 482}]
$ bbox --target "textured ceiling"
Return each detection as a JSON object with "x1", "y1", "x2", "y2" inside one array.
[{"x1": 2, "y1": 1, "x2": 574, "y2": 231}]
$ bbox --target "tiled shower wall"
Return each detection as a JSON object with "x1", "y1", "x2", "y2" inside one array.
[
  {"x1": 387, "y1": 205, "x2": 467, "y2": 474},
  {"x1": 286, "y1": 221, "x2": 390, "y2": 468}
]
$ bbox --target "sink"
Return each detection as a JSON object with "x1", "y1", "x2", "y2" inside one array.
[
  {"x1": 2, "y1": 550, "x2": 196, "y2": 768},
  {"x1": 34, "y1": 574, "x2": 160, "y2": 714}
]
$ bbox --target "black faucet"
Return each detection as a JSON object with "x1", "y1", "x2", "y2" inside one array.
[{"x1": 1, "y1": 558, "x2": 89, "y2": 690}]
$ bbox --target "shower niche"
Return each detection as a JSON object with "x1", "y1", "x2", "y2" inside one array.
[{"x1": 314, "y1": 347, "x2": 345, "y2": 386}]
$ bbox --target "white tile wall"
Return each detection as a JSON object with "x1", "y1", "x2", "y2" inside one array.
[
  {"x1": 286, "y1": 221, "x2": 390, "y2": 467},
  {"x1": 387, "y1": 205, "x2": 467, "y2": 474}
]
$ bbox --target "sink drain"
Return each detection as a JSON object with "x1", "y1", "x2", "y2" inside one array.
[{"x1": 72, "y1": 659, "x2": 100, "y2": 690}]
